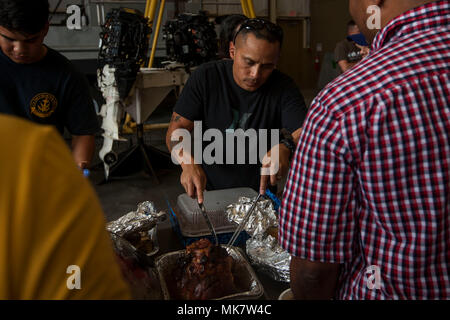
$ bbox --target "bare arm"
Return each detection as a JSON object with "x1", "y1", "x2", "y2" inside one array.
[
  {"x1": 290, "y1": 256, "x2": 340, "y2": 300},
  {"x1": 292, "y1": 127, "x2": 302, "y2": 144},
  {"x1": 166, "y1": 112, "x2": 194, "y2": 151},
  {"x1": 166, "y1": 112, "x2": 207, "y2": 203},
  {"x1": 338, "y1": 60, "x2": 358, "y2": 73},
  {"x1": 71, "y1": 135, "x2": 95, "y2": 169}
]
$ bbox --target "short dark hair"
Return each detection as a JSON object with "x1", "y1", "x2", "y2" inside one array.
[
  {"x1": 218, "y1": 14, "x2": 247, "y2": 59},
  {"x1": 234, "y1": 18, "x2": 284, "y2": 48},
  {"x1": 0, "y1": 0, "x2": 49, "y2": 35},
  {"x1": 347, "y1": 20, "x2": 359, "y2": 32}
]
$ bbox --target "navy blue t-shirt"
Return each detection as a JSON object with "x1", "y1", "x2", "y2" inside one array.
[
  {"x1": 0, "y1": 46, "x2": 99, "y2": 136},
  {"x1": 174, "y1": 59, "x2": 307, "y2": 191}
]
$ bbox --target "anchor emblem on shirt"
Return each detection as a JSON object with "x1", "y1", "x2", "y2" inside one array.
[{"x1": 30, "y1": 93, "x2": 58, "y2": 118}]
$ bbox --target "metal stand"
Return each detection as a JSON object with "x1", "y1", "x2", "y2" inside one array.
[
  {"x1": 105, "y1": 124, "x2": 163, "y2": 183},
  {"x1": 98, "y1": 66, "x2": 191, "y2": 183}
]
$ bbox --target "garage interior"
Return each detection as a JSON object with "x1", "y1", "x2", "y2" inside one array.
[
  {"x1": 2, "y1": 0, "x2": 449, "y2": 305},
  {"x1": 48, "y1": 0, "x2": 354, "y2": 300},
  {"x1": 52, "y1": 0, "x2": 352, "y2": 213}
]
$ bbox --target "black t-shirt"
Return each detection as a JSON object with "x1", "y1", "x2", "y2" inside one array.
[
  {"x1": 174, "y1": 60, "x2": 307, "y2": 191},
  {"x1": 0, "y1": 46, "x2": 99, "y2": 136}
]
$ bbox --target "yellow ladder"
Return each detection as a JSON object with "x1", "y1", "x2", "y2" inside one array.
[
  {"x1": 240, "y1": 0, "x2": 257, "y2": 18},
  {"x1": 144, "y1": 0, "x2": 166, "y2": 68}
]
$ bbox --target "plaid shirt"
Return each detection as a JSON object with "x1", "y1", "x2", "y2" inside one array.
[{"x1": 280, "y1": 1, "x2": 449, "y2": 300}]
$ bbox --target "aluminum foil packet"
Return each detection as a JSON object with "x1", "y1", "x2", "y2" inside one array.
[
  {"x1": 246, "y1": 235, "x2": 291, "y2": 283},
  {"x1": 226, "y1": 196, "x2": 278, "y2": 238},
  {"x1": 107, "y1": 201, "x2": 166, "y2": 238},
  {"x1": 226, "y1": 196, "x2": 291, "y2": 282}
]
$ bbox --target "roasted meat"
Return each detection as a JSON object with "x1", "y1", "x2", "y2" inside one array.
[{"x1": 172, "y1": 239, "x2": 237, "y2": 300}]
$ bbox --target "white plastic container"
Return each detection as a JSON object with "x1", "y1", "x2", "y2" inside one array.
[{"x1": 175, "y1": 188, "x2": 258, "y2": 238}]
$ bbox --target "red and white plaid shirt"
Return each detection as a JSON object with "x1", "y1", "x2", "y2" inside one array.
[{"x1": 280, "y1": 0, "x2": 450, "y2": 300}]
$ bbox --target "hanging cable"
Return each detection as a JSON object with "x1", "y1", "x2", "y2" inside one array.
[{"x1": 48, "y1": 0, "x2": 63, "y2": 23}]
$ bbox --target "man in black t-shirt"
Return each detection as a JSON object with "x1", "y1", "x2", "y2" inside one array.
[
  {"x1": 166, "y1": 18, "x2": 307, "y2": 203},
  {"x1": 0, "y1": 0, "x2": 99, "y2": 169}
]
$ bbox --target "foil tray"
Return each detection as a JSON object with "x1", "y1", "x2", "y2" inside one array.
[
  {"x1": 112, "y1": 230, "x2": 163, "y2": 300},
  {"x1": 155, "y1": 245, "x2": 264, "y2": 300},
  {"x1": 176, "y1": 188, "x2": 258, "y2": 238},
  {"x1": 112, "y1": 225, "x2": 159, "y2": 259}
]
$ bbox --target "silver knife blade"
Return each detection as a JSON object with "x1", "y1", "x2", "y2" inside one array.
[
  {"x1": 227, "y1": 193, "x2": 263, "y2": 247},
  {"x1": 198, "y1": 202, "x2": 219, "y2": 246}
]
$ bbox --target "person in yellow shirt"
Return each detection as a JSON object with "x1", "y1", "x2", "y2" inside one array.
[{"x1": 0, "y1": 114, "x2": 131, "y2": 299}]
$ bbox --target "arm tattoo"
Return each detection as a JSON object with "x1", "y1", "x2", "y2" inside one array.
[{"x1": 171, "y1": 114, "x2": 181, "y2": 123}]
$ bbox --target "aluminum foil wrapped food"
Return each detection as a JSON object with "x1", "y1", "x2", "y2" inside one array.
[
  {"x1": 225, "y1": 196, "x2": 278, "y2": 238},
  {"x1": 246, "y1": 235, "x2": 291, "y2": 283},
  {"x1": 226, "y1": 196, "x2": 291, "y2": 283},
  {"x1": 107, "y1": 201, "x2": 166, "y2": 239},
  {"x1": 107, "y1": 201, "x2": 167, "y2": 299}
]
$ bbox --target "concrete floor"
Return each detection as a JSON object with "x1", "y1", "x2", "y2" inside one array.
[{"x1": 91, "y1": 152, "x2": 184, "y2": 223}]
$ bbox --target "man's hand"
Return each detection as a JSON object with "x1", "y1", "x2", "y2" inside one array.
[
  {"x1": 356, "y1": 44, "x2": 370, "y2": 59},
  {"x1": 180, "y1": 163, "x2": 207, "y2": 203},
  {"x1": 259, "y1": 143, "x2": 291, "y2": 195},
  {"x1": 166, "y1": 112, "x2": 207, "y2": 203},
  {"x1": 259, "y1": 128, "x2": 302, "y2": 195}
]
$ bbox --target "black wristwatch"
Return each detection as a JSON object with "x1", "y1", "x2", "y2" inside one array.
[{"x1": 280, "y1": 129, "x2": 296, "y2": 161}]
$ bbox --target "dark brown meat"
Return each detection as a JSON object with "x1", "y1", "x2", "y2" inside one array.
[{"x1": 173, "y1": 239, "x2": 237, "y2": 300}]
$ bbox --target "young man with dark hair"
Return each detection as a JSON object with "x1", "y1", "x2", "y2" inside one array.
[
  {"x1": 281, "y1": 0, "x2": 449, "y2": 299},
  {"x1": 0, "y1": 0, "x2": 99, "y2": 169},
  {"x1": 166, "y1": 18, "x2": 307, "y2": 202}
]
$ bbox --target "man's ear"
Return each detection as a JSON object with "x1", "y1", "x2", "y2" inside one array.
[{"x1": 229, "y1": 41, "x2": 236, "y2": 59}]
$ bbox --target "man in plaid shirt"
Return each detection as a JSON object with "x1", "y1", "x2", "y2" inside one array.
[{"x1": 279, "y1": 0, "x2": 449, "y2": 299}]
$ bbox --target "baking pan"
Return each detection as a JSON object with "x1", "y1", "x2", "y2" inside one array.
[{"x1": 155, "y1": 245, "x2": 264, "y2": 300}]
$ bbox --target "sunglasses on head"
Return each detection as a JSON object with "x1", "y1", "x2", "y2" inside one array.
[{"x1": 233, "y1": 18, "x2": 283, "y2": 44}]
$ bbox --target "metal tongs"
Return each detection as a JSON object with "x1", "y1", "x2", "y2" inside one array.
[
  {"x1": 198, "y1": 202, "x2": 219, "y2": 246},
  {"x1": 227, "y1": 193, "x2": 263, "y2": 247}
]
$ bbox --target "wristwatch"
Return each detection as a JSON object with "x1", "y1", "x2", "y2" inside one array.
[{"x1": 280, "y1": 129, "x2": 296, "y2": 161}]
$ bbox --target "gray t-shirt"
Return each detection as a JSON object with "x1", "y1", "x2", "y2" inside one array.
[{"x1": 334, "y1": 39, "x2": 363, "y2": 74}]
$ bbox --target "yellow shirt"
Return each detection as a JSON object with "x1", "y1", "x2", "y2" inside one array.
[{"x1": 0, "y1": 115, "x2": 131, "y2": 299}]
